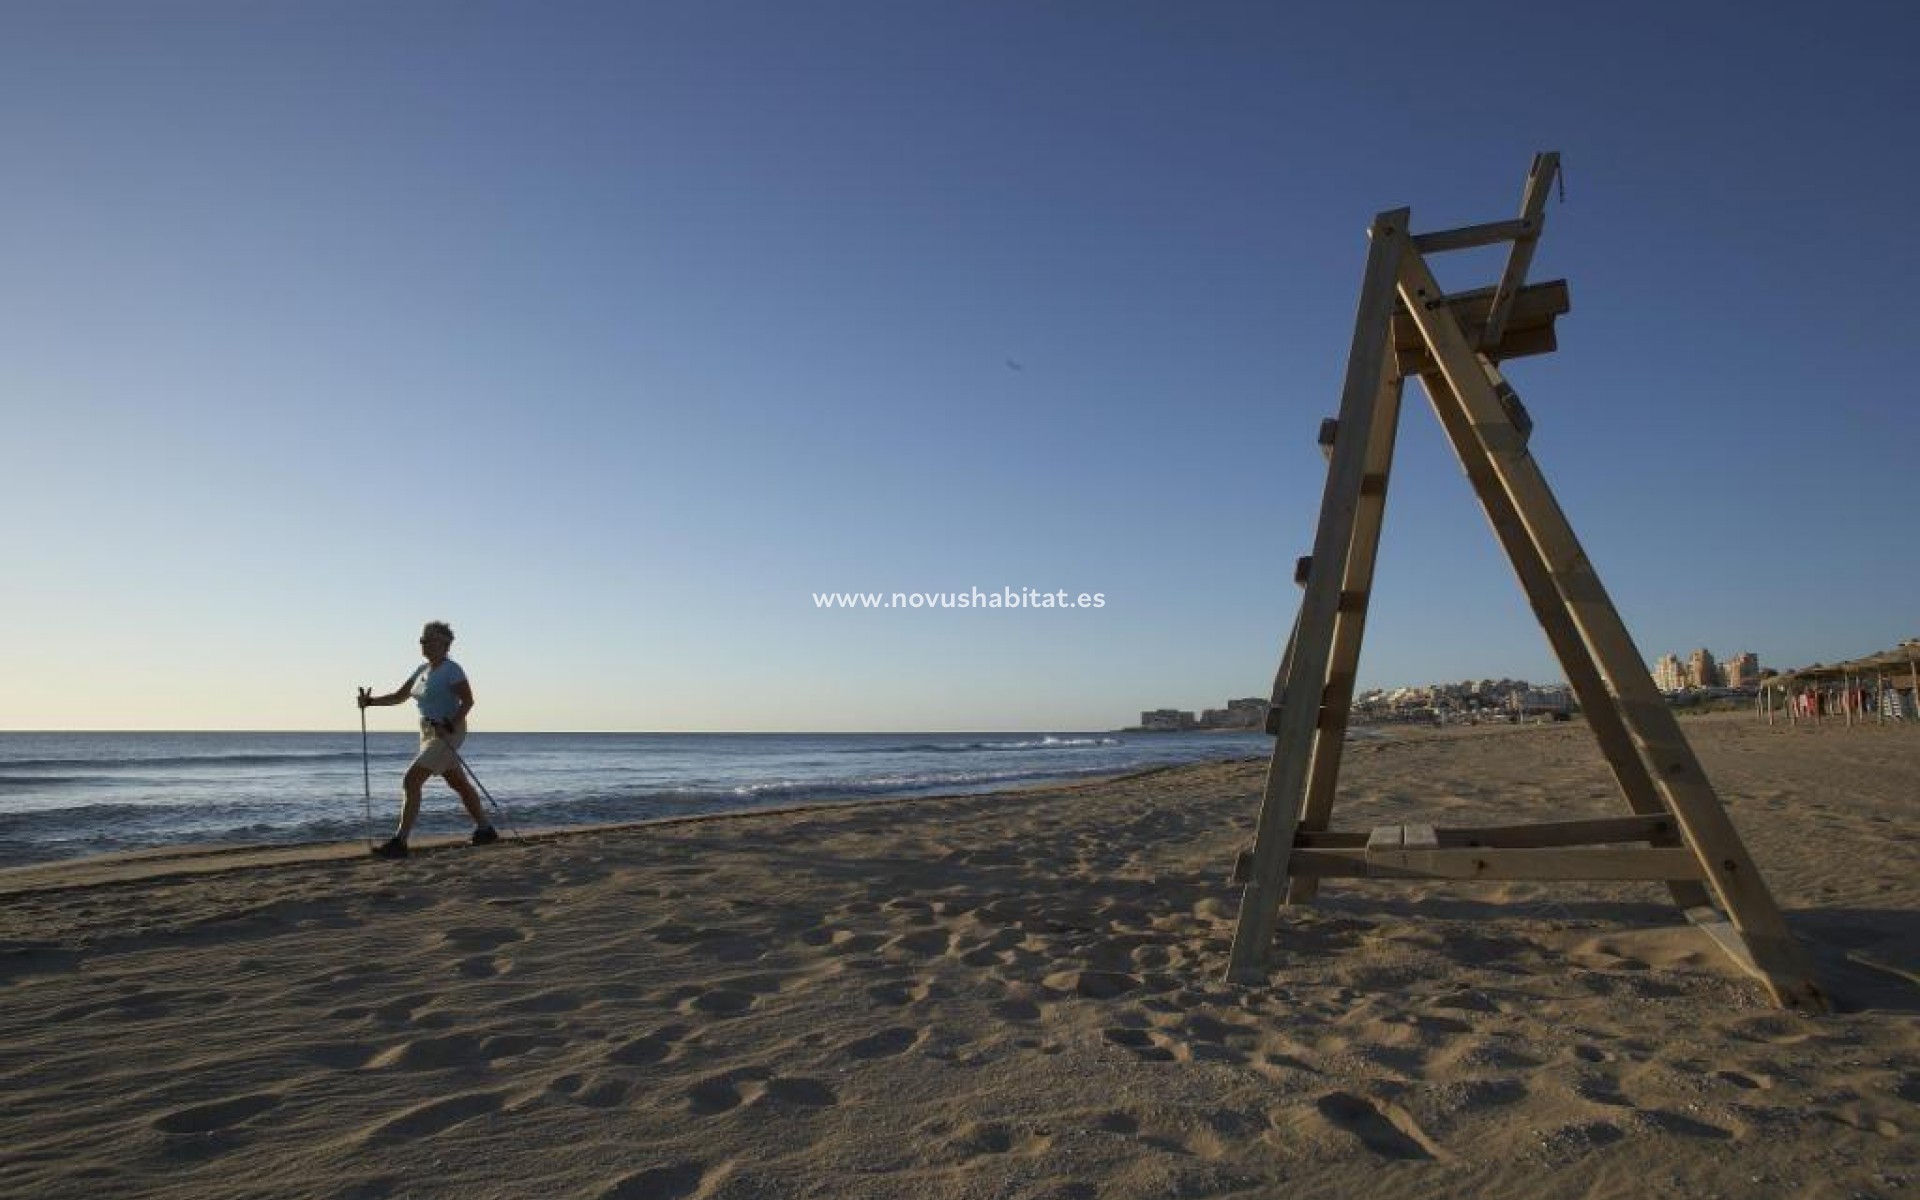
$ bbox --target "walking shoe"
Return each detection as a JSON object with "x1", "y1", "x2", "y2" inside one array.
[
  {"x1": 471, "y1": 825, "x2": 500, "y2": 846},
  {"x1": 371, "y1": 836, "x2": 409, "y2": 860}
]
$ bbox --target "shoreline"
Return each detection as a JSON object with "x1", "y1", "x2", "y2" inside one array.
[{"x1": 0, "y1": 757, "x2": 1262, "y2": 900}]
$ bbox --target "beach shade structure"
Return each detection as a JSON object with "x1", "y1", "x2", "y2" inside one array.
[
  {"x1": 1758, "y1": 641, "x2": 1920, "y2": 727},
  {"x1": 1228, "y1": 153, "x2": 1825, "y2": 1011}
]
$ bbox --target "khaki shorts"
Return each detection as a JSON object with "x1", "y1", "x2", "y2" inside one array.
[{"x1": 411, "y1": 721, "x2": 467, "y2": 775}]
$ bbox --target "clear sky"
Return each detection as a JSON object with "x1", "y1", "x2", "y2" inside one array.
[{"x1": 3, "y1": 2, "x2": 1915, "y2": 732}]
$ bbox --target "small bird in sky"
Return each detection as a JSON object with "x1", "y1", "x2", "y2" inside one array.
[{"x1": 1005, "y1": 359, "x2": 1024, "y2": 372}]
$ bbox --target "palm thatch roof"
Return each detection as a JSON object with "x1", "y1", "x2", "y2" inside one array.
[{"x1": 1765, "y1": 641, "x2": 1920, "y2": 688}]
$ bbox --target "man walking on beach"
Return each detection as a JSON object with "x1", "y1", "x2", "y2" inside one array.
[{"x1": 358, "y1": 620, "x2": 497, "y2": 859}]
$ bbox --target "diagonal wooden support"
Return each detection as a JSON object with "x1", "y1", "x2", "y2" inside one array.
[
  {"x1": 1228, "y1": 209, "x2": 1408, "y2": 983},
  {"x1": 1413, "y1": 368, "x2": 1713, "y2": 913},
  {"x1": 1396, "y1": 246, "x2": 1825, "y2": 1011},
  {"x1": 1481, "y1": 151, "x2": 1558, "y2": 347}
]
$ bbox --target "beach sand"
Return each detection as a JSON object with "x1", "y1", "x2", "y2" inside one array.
[{"x1": 2, "y1": 713, "x2": 1914, "y2": 1199}]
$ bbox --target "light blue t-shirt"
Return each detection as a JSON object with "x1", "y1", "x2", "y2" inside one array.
[{"x1": 408, "y1": 660, "x2": 468, "y2": 723}]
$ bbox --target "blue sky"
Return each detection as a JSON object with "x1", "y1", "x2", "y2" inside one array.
[{"x1": 2, "y1": 2, "x2": 1915, "y2": 731}]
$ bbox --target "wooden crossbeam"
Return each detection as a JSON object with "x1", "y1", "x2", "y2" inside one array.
[
  {"x1": 1300, "y1": 814, "x2": 1680, "y2": 849},
  {"x1": 1391, "y1": 279, "x2": 1567, "y2": 366},
  {"x1": 1292, "y1": 846, "x2": 1706, "y2": 882},
  {"x1": 1413, "y1": 217, "x2": 1539, "y2": 254}
]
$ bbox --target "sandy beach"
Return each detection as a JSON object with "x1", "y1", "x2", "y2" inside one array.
[{"x1": 2, "y1": 713, "x2": 1914, "y2": 1200}]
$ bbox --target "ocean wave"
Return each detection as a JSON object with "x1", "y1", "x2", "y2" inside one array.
[{"x1": 866, "y1": 736, "x2": 1126, "y2": 755}]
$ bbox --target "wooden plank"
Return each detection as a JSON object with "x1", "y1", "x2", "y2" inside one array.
[
  {"x1": 1398, "y1": 247, "x2": 1824, "y2": 1011},
  {"x1": 1295, "y1": 815, "x2": 1676, "y2": 850},
  {"x1": 1228, "y1": 209, "x2": 1409, "y2": 984},
  {"x1": 1396, "y1": 323, "x2": 1556, "y2": 377},
  {"x1": 1292, "y1": 846, "x2": 1707, "y2": 882},
  {"x1": 1286, "y1": 359, "x2": 1406, "y2": 906},
  {"x1": 1366, "y1": 825, "x2": 1404, "y2": 852},
  {"x1": 1441, "y1": 814, "x2": 1676, "y2": 848},
  {"x1": 1294, "y1": 829, "x2": 1370, "y2": 849},
  {"x1": 1391, "y1": 280, "x2": 1568, "y2": 352},
  {"x1": 1413, "y1": 217, "x2": 1539, "y2": 254},
  {"x1": 1481, "y1": 151, "x2": 1560, "y2": 345}
]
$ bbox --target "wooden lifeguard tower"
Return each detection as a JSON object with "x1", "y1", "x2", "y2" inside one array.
[{"x1": 1227, "y1": 153, "x2": 1825, "y2": 1011}]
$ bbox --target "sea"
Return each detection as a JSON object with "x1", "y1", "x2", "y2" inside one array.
[{"x1": 0, "y1": 730, "x2": 1276, "y2": 869}]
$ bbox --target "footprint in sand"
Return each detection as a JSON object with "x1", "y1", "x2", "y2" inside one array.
[
  {"x1": 370, "y1": 1033, "x2": 489, "y2": 1071},
  {"x1": 297, "y1": 1042, "x2": 382, "y2": 1071},
  {"x1": 548, "y1": 1071, "x2": 636, "y2": 1109},
  {"x1": 608, "y1": 1023, "x2": 691, "y2": 1066},
  {"x1": 1102, "y1": 1027, "x2": 1175, "y2": 1063},
  {"x1": 1313, "y1": 1091, "x2": 1444, "y2": 1161},
  {"x1": 439, "y1": 926, "x2": 524, "y2": 952},
  {"x1": 362, "y1": 1090, "x2": 505, "y2": 1144},
  {"x1": 503, "y1": 989, "x2": 584, "y2": 1014},
  {"x1": 679, "y1": 988, "x2": 757, "y2": 1018},
  {"x1": 866, "y1": 977, "x2": 940, "y2": 1008},
  {"x1": 884, "y1": 929, "x2": 955, "y2": 959},
  {"x1": 151, "y1": 1093, "x2": 282, "y2": 1135},
  {"x1": 991, "y1": 984, "x2": 1044, "y2": 1022},
  {"x1": 938, "y1": 1119, "x2": 1054, "y2": 1162},
  {"x1": 1044, "y1": 969, "x2": 1141, "y2": 1000},
  {"x1": 688, "y1": 1069, "x2": 769, "y2": 1115},
  {"x1": 1636, "y1": 1109, "x2": 1734, "y2": 1140},
  {"x1": 481, "y1": 1033, "x2": 566, "y2": 1060},
  {"x1": 823, "y1": 931, "x2": 887, "y2": 955},
  {"x1": 840, "y1": 1026, "x2": 922, "y2": 1060},
  {"x1": 687, "y1": 1069, "x2": 838, "y2": 1116},
  {"x1": 594, "y1": 1161, "x2": 714, "y2": 1200}
]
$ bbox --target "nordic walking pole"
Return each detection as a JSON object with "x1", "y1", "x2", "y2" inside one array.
[
  {"x1": 447, "y1": 743, "x2": 517, "y2": 841},
  {"x1": 358, "y1": 687, "x2": 375, "y2": 848}
]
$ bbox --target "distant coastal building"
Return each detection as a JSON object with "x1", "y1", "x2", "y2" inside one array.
[
  {"x1": 1139, "y1": 708, "x2": 1196, "y2": 732},
  {"x1": 1723, "y1": 652, "x2": 1760, "y2": 688},
  {"x1": 1688, "y1": 648, "x2": 1719, "y2": 690},
  {"x1": 1136, "y1": 697, "x2": 1265, "y2": 732},
  {"x1": 1201, "y1": 698, "x2": 1267, "y2": 730},
  {"x1": 1648, "y1": 647, "x2": 1763, "y2": 692}
]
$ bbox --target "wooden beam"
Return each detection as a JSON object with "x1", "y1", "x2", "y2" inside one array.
[
  {"x1": 1440, "y1": 814, "x2": 1677, "y2": 848},
  {"x1": 1293, "y1": 814, "x2": 1679, "y2": 850},
  {"x1": 1396, "y1": 323, "x2": 1556, "y2": 377},
  {"x1": 1481, "y1": 151, "x2": 1560, "y2": 346},
  {"x1": 1286, "y1": 356, "x2": 1406, "y2": 906},
  {"x1": 1397, "y1": 246, "x2": 1824, "y2": 1011},
  {"x1": 1292, "y1": 846, "x2": 1707, "y2": 882},
  {"x1": 1413, "y1": 217, "x2": 1539, "y2": 254},
  {"x1": 1414, "y1": 368, "x2": 1713, "y2": 910},
  {"x1": 1228, "y1": 209, "x2": 1409, "y2": 984},
  {"x1": 1394, "y1": 279, "x2": 1568, "y2": 344}
]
